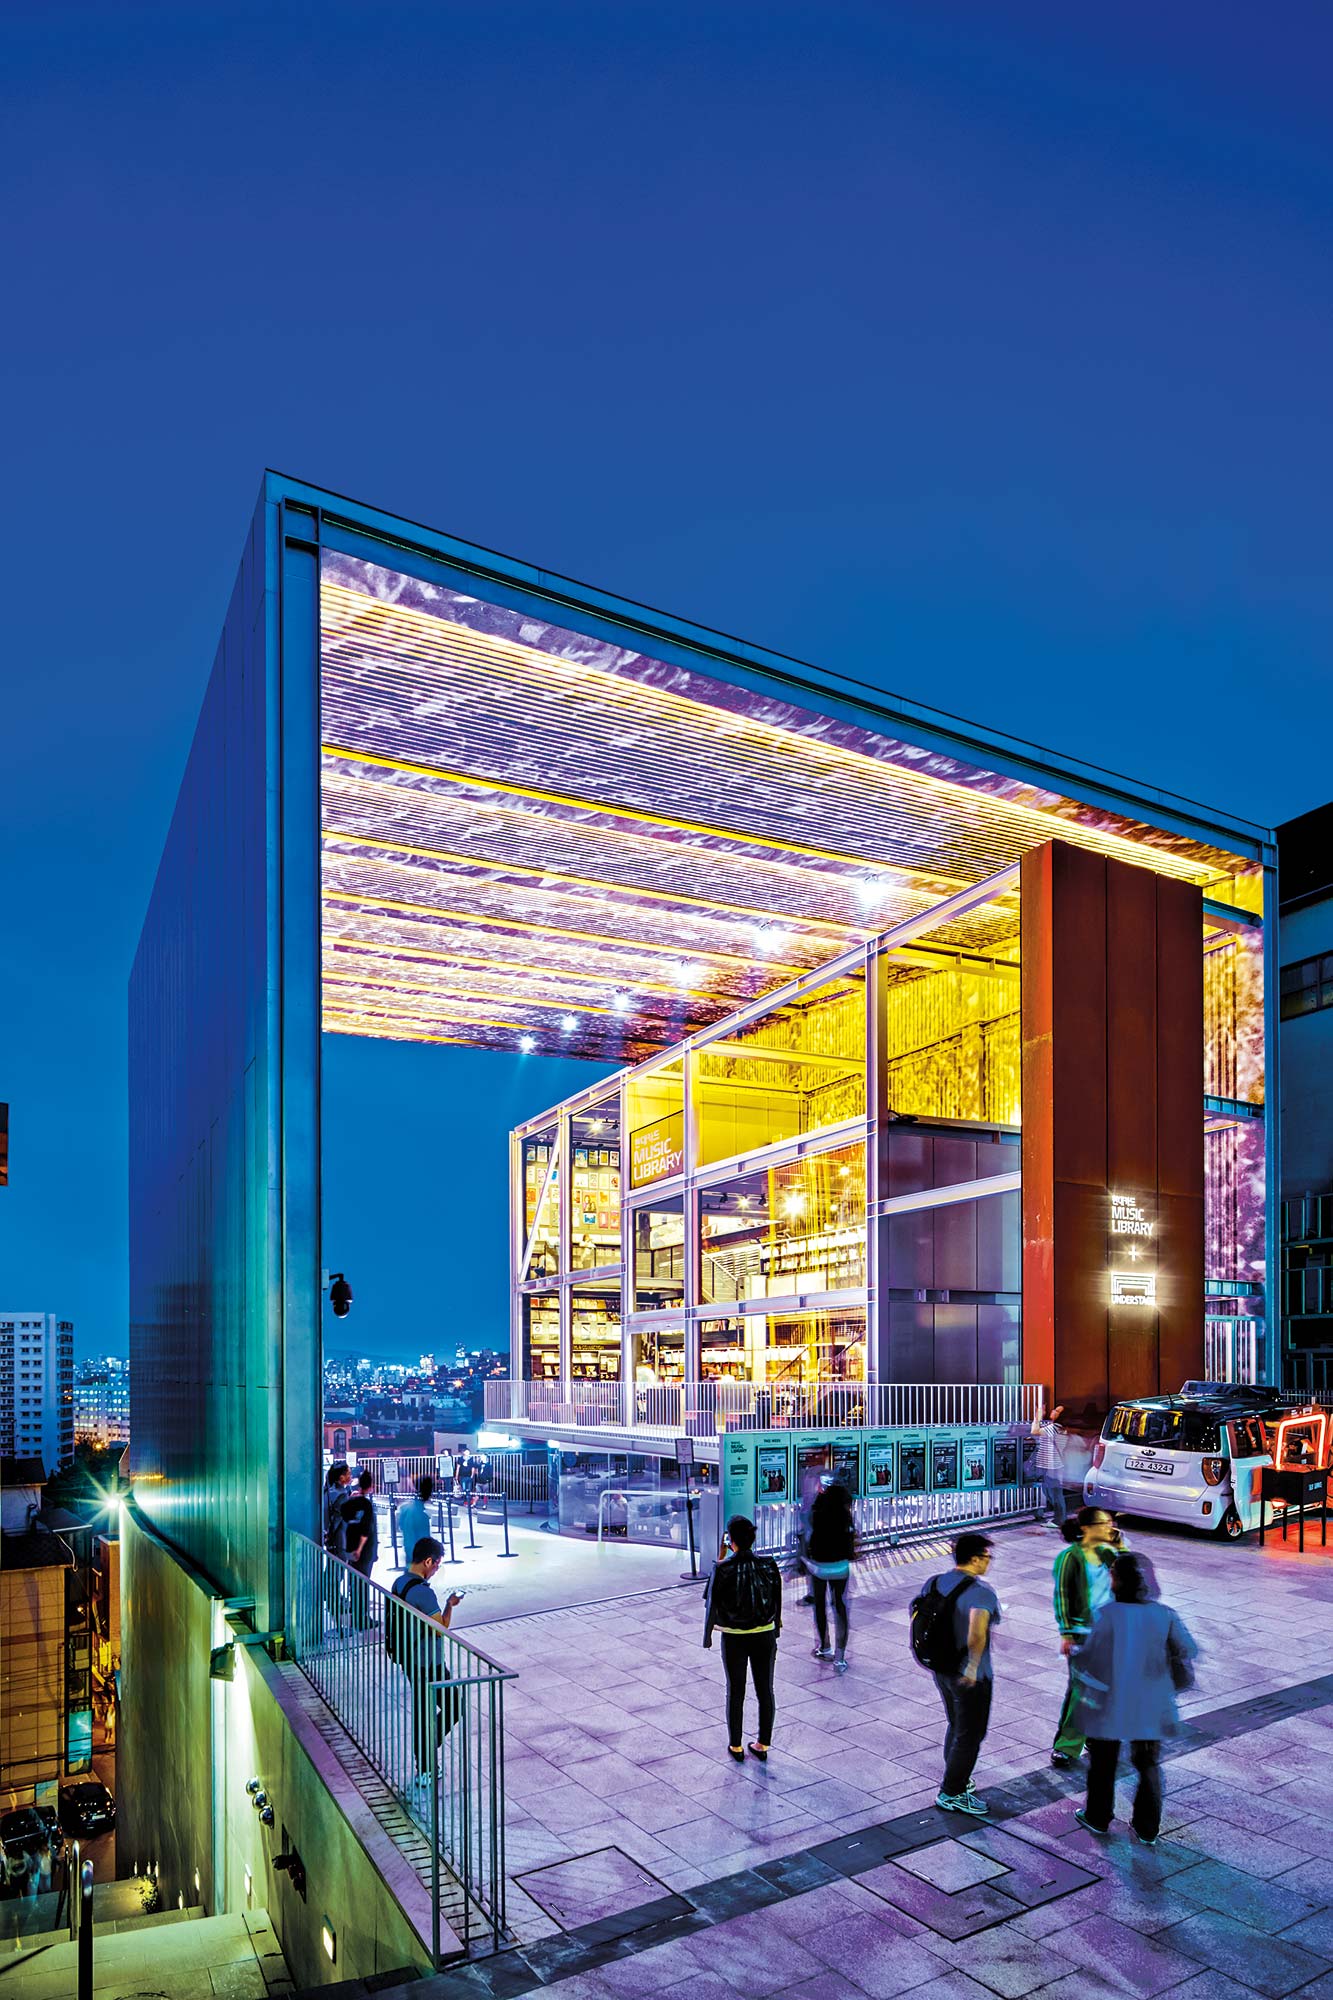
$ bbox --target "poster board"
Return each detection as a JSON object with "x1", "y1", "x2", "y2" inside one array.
[
  {"x1": 992, "y1": 1434, "x2": 1019, "y2": 1487},
  {"x1": 863, "y1": 1430, "x2": 896, "y2": 1494},
  {"x1": 960, "y1": 1432, "x2": 990, "y2": 1489},
  {"x1": 930, "y1": 1433, "x2": 962, "y2": 1491},
  {"x1": 755, "y1": 1435, "x2": 792, "y2": 1505},
  {"x1": 896, "y1": 1431, "x2": 928, "y2": 1493}
]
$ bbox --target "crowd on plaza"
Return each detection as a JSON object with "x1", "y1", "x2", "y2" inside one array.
[{"x1": 703, "y1": 1462, "x2": 1199, "y2": 1850}]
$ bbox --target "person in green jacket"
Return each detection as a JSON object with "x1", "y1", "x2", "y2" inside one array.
[{"x1": 1050, "y1": 1505, "x2": 1124, "y2": 1767}]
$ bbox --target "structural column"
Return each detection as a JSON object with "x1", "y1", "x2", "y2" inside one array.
[{"x1": 1021, "y1": 840, "x2": 1204, "y2": 1414}]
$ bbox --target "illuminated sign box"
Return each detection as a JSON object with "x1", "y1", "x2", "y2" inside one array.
[
  {"x1": 1111, "y1": 1270, "x2": 1157, "y2": 1305},
  {"x1": 629, "y1": 1112, "x2": 684, "y2": 1190}
]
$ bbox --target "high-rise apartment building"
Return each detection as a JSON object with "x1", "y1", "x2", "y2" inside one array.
[
  {"x1": 73, "y1": 1357, "x2": 131, "y2": 1447},
  {"x1": 0, "y1": 1313, "x2": 75, "y2": 1473}
]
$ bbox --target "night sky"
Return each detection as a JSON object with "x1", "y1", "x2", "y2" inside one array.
[{"x1": 3, "y1": 3, "x2": 1331, "y2": 1360}]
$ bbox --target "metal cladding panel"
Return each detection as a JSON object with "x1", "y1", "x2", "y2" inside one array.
[
  {"x1": 1022, "y1": 840, "x2": 1204, "y2": 1415},
  {"x1": 128, "y1": 487, "x2": 317, "y2": 1623}
]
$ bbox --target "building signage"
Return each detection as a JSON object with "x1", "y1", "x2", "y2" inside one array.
[
  {"x1": 629, "y1": 1112, "x2": 685, "y2": 1190},
  {"x1": 1110, "y1": 1193, "x2": 1153, "y2": 1239},
  {"x1": 1111, "y1": 1270, "x2": 1157, "y2": 1306},
  {"x1": 1109, "y1": 1190, "x2": 1157, "y2": 1307}
]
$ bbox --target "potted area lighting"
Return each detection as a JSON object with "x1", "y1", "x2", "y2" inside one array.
[{"x1": 518, "y1": 1034, "x2": 536, "y2": 1053}]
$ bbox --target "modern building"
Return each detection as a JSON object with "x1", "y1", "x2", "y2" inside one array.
[
  {"x1": 0, "y1": 1311, "x2": 74, "y2": 1473},
  {"x1": 73, "y1": 1356, "x2": 131, "y2": 1447},
  {"x1": 126, "y1": 474, "x2": 1279, "y2": 1982},
  {"x1": 1278, "y1": 800, "x2": 1333, "y2": 1386},
  {"x1": 0, "y1": 1518, "x2": 75, "y2": 1805}
]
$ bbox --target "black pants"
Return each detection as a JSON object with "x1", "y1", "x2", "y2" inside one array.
[
  {"x1": 721, "y1": 1632, "x2": 777, "y2": 1747},
  {"x1": 1085, "y1": 1737, "x2": 1162, "y2": 1839},
  {"x1": 351, "y1": 1551, "x2": 377, "y2": 1628},
  {"x1": 934, "y1": 1672, "x2": 992, "y2": 1795},
  {"x1": 812, "y1": 1575, "x2": 849, "y2": 1653}
]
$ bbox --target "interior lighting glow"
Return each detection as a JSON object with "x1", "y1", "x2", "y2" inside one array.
[{"x1": 518, "y1": 1035, "x2": 537, "y2": 1053}]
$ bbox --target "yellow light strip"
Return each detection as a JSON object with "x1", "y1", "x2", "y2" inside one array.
[
  {"x1": 323, "y1": 936, "x2": 751, "y2": 1005},
  {"x1": 322, "y1": 826, "x2": 858, "y2": 942},
  {"x1": 321, "y1": 742, "x2": 935, "y2": 877},
  {"x1": 322, "y1": 890, "x2": 809, "y2": 972},
  {"x1": 323, "y1": 587, "x2": 1221, "y2": 882},
  {"x1": 324, "y1": 1002, "x2": 535, "y2": 1034},
  {"x1": 324, "y1": 1017, "x2": 472, "y2": 1047}
]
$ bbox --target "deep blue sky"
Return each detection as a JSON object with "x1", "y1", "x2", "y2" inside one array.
[{"x1": 3, "y1": 2, "x2": 1331, "y2": 1360}]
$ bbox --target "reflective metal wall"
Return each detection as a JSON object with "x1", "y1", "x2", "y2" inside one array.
[{"x1": 129, "y1": 486, "x2": 320, "y2": 1622}]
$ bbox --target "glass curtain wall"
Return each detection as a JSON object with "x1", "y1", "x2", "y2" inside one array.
[{"x1": 570, "y1": 1099, "x2": 622, "y2": 1272}]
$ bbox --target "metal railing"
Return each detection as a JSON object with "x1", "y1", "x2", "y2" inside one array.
[
  {"x1": 285, "y1": 1532, "x2": 515, "y2": 1955},
  {"x1": 753, "y1": 1481, "x2": 1041, "y2": 1558},
  {"x1": 334, "y1": 1451, "x2": 550, "y2": 1512},
  {"x1": 487, "y1": 1377, "x2": 1043, "y2": 1433}
]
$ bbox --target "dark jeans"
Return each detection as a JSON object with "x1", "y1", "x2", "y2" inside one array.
[
  {"x1": 351, "y1": 1551, "x2": 377, "y2": 1629},
  {"x1": 934, "y1": 1672, "x2": 993, "y2": 1795},
  {"x1": 1041, "y1": 1475, "x2": 1067, "y2": 1525},
  {"x1": 721, "y1": 1631, "x2": 777, "y2": 1747},
  {"x1": 1085, "y1": 1737, "x2": 1162, "y2": 1839},
  {"x1": 812, "y1": 1575, "x2": 849, "y2": 1654}
]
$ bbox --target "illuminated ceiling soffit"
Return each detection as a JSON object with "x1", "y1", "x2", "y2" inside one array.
[{"x1": 318, "y1": 552, "x2": 1248, "y2": 1061}]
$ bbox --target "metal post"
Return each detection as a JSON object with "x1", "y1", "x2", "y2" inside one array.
[
  {"x1": 465, "y1": 1497, "x2": 478, "y2": 1550},
  {"x1": 436, "y1": 1498, "x2": 445, "y2": 1539},
  {"x1": 69, "y1": 1840, "x2": 81, "y2": 1940},
  {"x1": 444, "y1": 1499, "x2": 461, "y2": 1565},
  {"x1": 389, "y1": 1496, "x2": 399, "y2": 1565},
  {"x1": 497, "y1": 1491, "x2": 517, "y2": 1558},
  {"x1": 430, "y1": 1717, "x2": 441, "y2": 1970},
  {"x1": 681, "y1": 1490, "x2": 699, "y2": 1580},
  {"x1": 78, "y1": 1857, "x2": 93, "y2": 2000}
]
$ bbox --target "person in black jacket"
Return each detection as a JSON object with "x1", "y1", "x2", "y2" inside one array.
[
  {"x1": 806, "y1": 1480, "x2": 855, "y2": 1671},
  {"x1": 703, "y1": 1515, "x2": 783, "y2": 1762}
]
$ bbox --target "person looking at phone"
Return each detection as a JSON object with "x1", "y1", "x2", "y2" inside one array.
[
  {"x1": 1050, "y1": 1506, "x2": 1124, "y2": 1769},
  {"x1": 388, "y1": 1536, "x2": 463, "y2": 1807}
]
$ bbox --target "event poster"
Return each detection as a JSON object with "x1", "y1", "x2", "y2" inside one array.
[{"x1": 755, "y1": 1443, "x2": 791, "y2": 1504}]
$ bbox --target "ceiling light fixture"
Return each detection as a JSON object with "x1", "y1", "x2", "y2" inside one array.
[
  {"x1": 559, "y1": 1014, "x2": 577, "y2": 1032},
  {"x1": 518, "y1": 1034, "x2": 536, "y2": 1053}
]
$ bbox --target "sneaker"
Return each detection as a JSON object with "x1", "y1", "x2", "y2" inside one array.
[
  {"x1": 1074, "y1": 1809, "x2": 1111, "y2": 1837},
  {"x1": 811, "y1": 1646, "x2": 835, "y2": 1661},
  {"x1": 1132, "y1": 1829, "x2": 1159, "y2": 1848},
  {"x1": 834, "y1": 1658, "x2": 849, "y2": 1675},
  {"x1": 936, "y1": 1789, "x2": 989, "y2": 1817}
]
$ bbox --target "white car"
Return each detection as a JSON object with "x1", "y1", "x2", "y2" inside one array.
[{"x1": 1084, "y1": 1393, "x2": 1275, "y2": 1539}]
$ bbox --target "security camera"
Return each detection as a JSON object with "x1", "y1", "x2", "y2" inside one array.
[{"x1": 329, "y1": 1274, "x2": 353, "y2": 1320}]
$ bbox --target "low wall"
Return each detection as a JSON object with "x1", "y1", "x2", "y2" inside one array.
[{"x1": 120, "y1": 1507, "x2": 435, "y2": 1986}]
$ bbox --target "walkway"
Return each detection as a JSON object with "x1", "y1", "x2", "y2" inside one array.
[{"x1": 373, "y1": 1513, "x2": 1333, "y2": 1996}]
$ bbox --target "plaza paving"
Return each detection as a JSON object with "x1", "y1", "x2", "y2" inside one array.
[{"x1": 375, "y1": 1511, "x2": 1333, "y2": 1997}]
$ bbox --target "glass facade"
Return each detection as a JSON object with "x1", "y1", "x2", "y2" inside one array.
[
  {"x1": 699, "y1": 1140, "x2": 867, "y2": 1303},
  {"x1": 570, "y1": 1099, "x2": 621, "y2": 1272},
  {"x1": 695, "y1": 970, "x2": 865, "y2": 1166}
]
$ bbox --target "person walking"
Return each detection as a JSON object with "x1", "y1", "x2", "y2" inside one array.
[
  {"x1": 1032, "y1": 1405, "x2": 1068, "y2": 1526},
  {"x1": 703, "y1": 1515, "x2": 783, "y2": 1762},
  {"x1": 397, "y1": 1474, "x2": 434, "y2": 1564},
  {"x1": 1051, "y1": 1506, "x2": 1123, "y2": 1768},
  {"x1": 806, "y1": 1479, "x2": 854, "y2": 1672},
  {"x1": 386, "y1": 1536, "x2": 462, "y2": 1810},
  {"x1": 342, "y1": 1469, "x2": 379, "y2": 1625},
  {"x1": 1068, "y1": 1552, "x2": 1197, "y2": 1844},
  {"x1": 927, "y1": 1532, "x2": 999, "y2": 1817},
  {"x1": 323, "y1": 1462, "x2": 352, "y2": 1553}
]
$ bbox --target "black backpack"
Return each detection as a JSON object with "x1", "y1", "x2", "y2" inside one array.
[
  {"x1": 909, "y1": 1574, "x2": 972, "y2": 1674},
  {"x1": 707, "y1": 1552, "x2": 781, "y2": 1630}
]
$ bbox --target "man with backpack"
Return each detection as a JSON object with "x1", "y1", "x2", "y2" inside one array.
[
  {"x1": 703, "y1": 1515, "x2": 783, "y2": 1762},
  {"x1": 386, "y1": 1536, "x2": 462, "y2": 1808},
  {"x1": 910, "y1": 1531, "x2": 999, "y2": 1817}
]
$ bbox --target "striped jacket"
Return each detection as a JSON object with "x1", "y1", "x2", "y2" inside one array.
[{"x1": 1052, "y1": 1541, "x2": 1118, "y2": 1638}]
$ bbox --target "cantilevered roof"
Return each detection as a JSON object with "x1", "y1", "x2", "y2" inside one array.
[{"x1": 319, "y1": 549, "x2": 1254, "y2": 1063}]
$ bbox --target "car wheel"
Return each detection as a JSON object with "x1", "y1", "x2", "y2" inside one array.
[{"x1": 1219, "y1": 1505, "x2": 1245, "y2": 1540}]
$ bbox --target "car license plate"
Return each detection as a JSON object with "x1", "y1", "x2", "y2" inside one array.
[{"x1": 1125, "y1": 1457, "x2": 1174, "y2": 1475}]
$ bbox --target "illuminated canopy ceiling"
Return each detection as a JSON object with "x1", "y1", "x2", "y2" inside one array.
[{"x1": 319, "y1": 552, "x2": 1251, "y2": 1064}]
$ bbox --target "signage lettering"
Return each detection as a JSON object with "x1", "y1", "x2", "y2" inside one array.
[{"x1": 629, "y1": 1111, "x2": 685, "y2": 1189}]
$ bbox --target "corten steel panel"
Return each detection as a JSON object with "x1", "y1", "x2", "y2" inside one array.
[
  {"x1": 129, "y1": 485, "x2": 320, "y2": 1624},
  {"x1": 1107, "y1": 860, "x2": 1158, "y2": 1193},
  {"x1": 1020, "y1": 846, "x2": 1057, "y2": 1396},
  {"x1": 1022, "y1": 840, "x2": 1205, "y2": 1413},
  {"x1": 1051, "y1": 843, "x2": 1108, "y2": 1190}
]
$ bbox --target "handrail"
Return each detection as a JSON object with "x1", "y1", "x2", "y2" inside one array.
[{"x1": 284, "y1": 1531, "x2": 515, "y2": 1954}]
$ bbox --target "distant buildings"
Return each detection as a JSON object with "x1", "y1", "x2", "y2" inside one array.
[
  {"x1": 74, "y1": 1354, "x2": 131, "y2": 1447},
  {"x1": 1279, "y1": 801, "x2": 1333, "y2": 1388},
  {"x1": 0, "y1": 1311, "x2": 74, "y2": 1473}
]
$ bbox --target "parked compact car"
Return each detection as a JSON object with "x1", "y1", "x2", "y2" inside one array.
[
  {"x1": 58, "y1": 1781, "x2": 117, "y2": 1837},
  {"x1": 1085, "y1": 1389, "x2": 1286, "y2": 1538}
]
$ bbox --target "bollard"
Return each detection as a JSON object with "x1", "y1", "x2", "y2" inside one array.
[
  {"x1": 680, "y1": 1491, "x2": 700, "y2": 1581},
  {"x1": 497, "y1": 1490, "x2": 517, "y2": 1558},
  {"x1": 465, "y1": 1496, "x2": 478, "y2": 1549},
  {"x1": 436, "y1": 1498, "x2": 445, "y2": 1538},
  {"x1": 78, "y1": 1857, "x2": 93, "y2": 2000},
  {"x1": 444, "y1": 1498, "x2": 461, "y2": 1564},
  {"x1": 389, "y1": 1496, "x2": 399, "y2": 1565}
]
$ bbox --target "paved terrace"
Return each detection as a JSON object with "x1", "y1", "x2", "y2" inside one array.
[{"x1": 347, "y1": 1511, "x2": 1333, "y2": 1998}]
